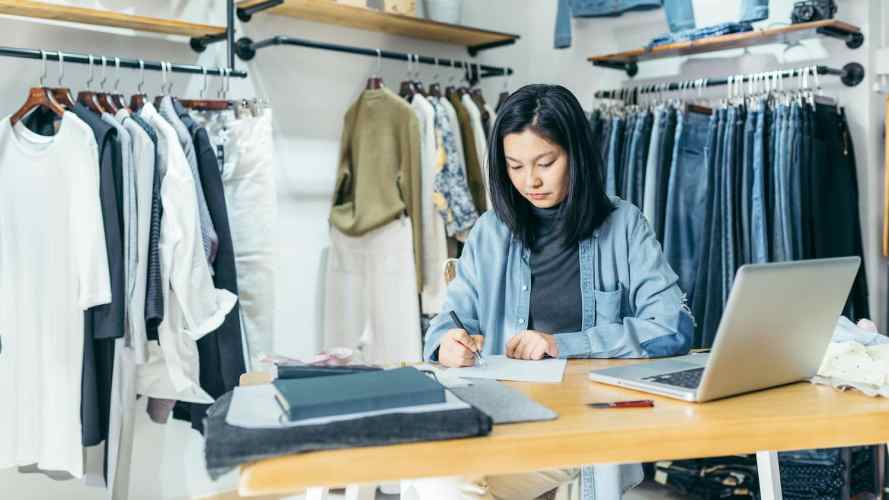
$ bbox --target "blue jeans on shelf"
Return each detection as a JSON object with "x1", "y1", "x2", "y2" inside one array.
[
  {"x1": 646, "y1": 0, "x2": 768, "y2": 47},
  {"x1": 555, "y1": 0, "x2": 696, "y2": 48},
  {"x1": 663, "y1": 109, "x2": 711, "y2": 302}
]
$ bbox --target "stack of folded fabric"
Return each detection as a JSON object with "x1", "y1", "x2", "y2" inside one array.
[{"x1": 203, "y1": 366, "x2": 493, "y2": 479}]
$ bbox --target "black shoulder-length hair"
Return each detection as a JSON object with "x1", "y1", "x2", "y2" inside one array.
[{"x1": 487, "y1": 84, "x2": 615, "y2": 250}]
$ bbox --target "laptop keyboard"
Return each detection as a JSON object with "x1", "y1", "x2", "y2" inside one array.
[{"x1": 642, "y1": 367, "x2": 704, "y2": 389}]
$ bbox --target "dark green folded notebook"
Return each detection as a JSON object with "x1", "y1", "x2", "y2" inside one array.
[{"x1": 273, "y1": 367, "x2": 446, "y2": 421}]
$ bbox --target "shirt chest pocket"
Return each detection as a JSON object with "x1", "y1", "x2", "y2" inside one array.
[{"x1": 593, "y1": 285, "x2": 626, "y2": 326}]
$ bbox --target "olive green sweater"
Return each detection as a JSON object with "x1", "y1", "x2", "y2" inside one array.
[{"x1": 330, "y1": 87, "x2": 424, "y2": 286}]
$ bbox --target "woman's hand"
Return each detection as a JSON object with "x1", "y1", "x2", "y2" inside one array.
[
  {"x1": 506, "y1": 330, "x2": 559, "y2": 360},
  {"x1": 438, "y1": 329, "x2": 484, "y2": 368}
]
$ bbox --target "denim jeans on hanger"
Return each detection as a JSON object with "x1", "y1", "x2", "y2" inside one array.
[
  {"x1": 720, "y1": 106, "x2": 742, "y2": 299},
  {"x1": 606, "y1": 115, "x2": 625, "y2": 197},
  {"x1": 810, "y1": 104, "x2": 870, "y2": 321},
  {"x1": 750, "y1": 101, "x2": 769, "y2": 263},
  {"x1": 663, "y1": 109, "x2": 712, "y2": 302},
  {"x1": 625, "y1": 111, "x2": 652, "y2": 208},
  {"x1": 642, "y1": 106, "x2": 666, "y2": 224},
  {"x1": 770, "y1": 103, "x2": 789, "y2": 262},
  {"x1": 654, "y1": 107, "x2": 677, "y2": 242},
  {"x1": 692, "y1": 109, "x2": 724, "y2": 348},
  {"x1": 739, "y1": 105, "x2": 757, "y2": 266},
  {"x1": 788, "y1": 103, "x2": 805, "y2": 260},
  {"x1": 620, "y1": 112, "x2": 637, "y2": 198},
  {"x1": 598, "y1": 116, "x2": 612, "y2": 186},
  {"x1": 554, "y1": 0, "x2": 697, "y2": 48}
]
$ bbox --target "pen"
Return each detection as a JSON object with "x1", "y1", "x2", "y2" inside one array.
[
  {"x1": 449, "y1": 311, "x2": 486, "y2": 366},
  {"x1": 587, "y1": 400, "x2": 654, "y2": 409}
]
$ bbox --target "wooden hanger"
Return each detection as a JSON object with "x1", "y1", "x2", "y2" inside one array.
[
  {"x1": 129, "y1": 60, "x2": 148, "y2": 111},
  {"x1": 365, "y1": 49, "x2": 384, "y2": 90},
  {"x1": 76, "y1": 54, "x2": 106, "y2": 114},
  {"x1": 428, "y1": 57, "x2": 442, "y2": 98},
  {"x1": 10, "y1": 51, "x2": 65, "y2": 126},
  {"x1": 180, "y1": 68, "x2": 235, "y2": 111}
]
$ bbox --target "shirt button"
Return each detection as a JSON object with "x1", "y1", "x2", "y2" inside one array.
[
  {"x1": 522, "y1": 285, "x2": 528, "y2": 291},
  {"x1": 519, "y1": 318, "x2": 525, "y2": 324}
]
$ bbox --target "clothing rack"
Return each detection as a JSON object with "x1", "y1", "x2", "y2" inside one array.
[
  {"x1": 594, "y1": 63, "x2": 865, "y2": 100},
  {"x1": 234, "y1": 35, "x2": 513, "y2": 83},
  {"x1": 0, "y1": 46, "x2": 248, "y2": 78}
]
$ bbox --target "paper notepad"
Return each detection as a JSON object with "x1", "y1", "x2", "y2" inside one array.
[{"x1": 446, "y1": 355, "x2": 567, "y2": 384}]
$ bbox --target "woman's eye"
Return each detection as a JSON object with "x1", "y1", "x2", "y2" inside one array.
[
  {"x1": 508, "y1": 164, "x2": 522, "y2": 170},
  {"x1": 539, "y1": 162, "x2": 555, "y2": 168}
]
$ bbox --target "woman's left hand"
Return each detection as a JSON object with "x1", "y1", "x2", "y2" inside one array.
[{"x1": 505, "y1": 330, "x2": 559, "y2": 360}]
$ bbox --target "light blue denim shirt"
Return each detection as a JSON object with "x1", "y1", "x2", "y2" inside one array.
[
  {"x1": 424, "y1": 197, "x2": 693, "y2": 362},
  {"x1": 424, "y1": 198, "x2": 693, "y2": 500}
]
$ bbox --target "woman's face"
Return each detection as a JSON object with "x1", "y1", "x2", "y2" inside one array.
[{"x1": 504, "y1": 128, "x2": 569, "y2": 209}]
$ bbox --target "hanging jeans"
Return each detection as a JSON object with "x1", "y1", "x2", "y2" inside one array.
[
  {"x1": 663, "y1": 109, "x2": 711, "y2": 302},
  {"x1": 692, "y1": 110, "x2": 724, "y2": 348},
  {"x1": 654, "y1": 107, "x2": 677, "y2": 242},
  {"x1": 554, "y1": 0, "x2": 697, "y2": 48},
  {"x1": 749, "y1": 102, "x2": 770, "y2": 263},
  {"x1": 809, "y1": 104, "x2": 870, "y2": 321},
  {"x1": 324, "y1": 219, "x2": 423, "y2": 365},
  {"x1": 605, "y1": 115, "x2": 625, "y2": 197},
  {"x1": 626, "y1": 111, "x2": 652, "y2": 209},
  {"x1": 642, "y1": 106, "x2": 666, "y2": 225}
]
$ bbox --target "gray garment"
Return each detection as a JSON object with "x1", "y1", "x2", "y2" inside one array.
[
  {"x1": 132, "y1": 112, "x2": 164, "y2": 341},
  {"x1": 102, "y1": 113, "x2": 137, "y2": 340},
  {"x1": 449, "y1": 379, "x2": 557, "y2": 424},
  {"x1": 117, "y1": 109, "x2": 155, "y2": 360},
  {"x1": 527, "y1": 205, "x2": 582, "y2": 335},
  {"x1": 159, "y1": 96, "x2": 219, "y2": 263}
]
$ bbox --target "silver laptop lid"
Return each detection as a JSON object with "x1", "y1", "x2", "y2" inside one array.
[{"x1": 696, "y1": 257, "x2": 860, "y2": 402}]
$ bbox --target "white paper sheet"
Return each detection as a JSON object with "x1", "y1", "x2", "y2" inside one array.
[
  {"x1": 445, "y1": 355, "x2": 567, "y2": 384},
  {"x1": 226, "y1": 384, "x2": 471, "y2": 429}
]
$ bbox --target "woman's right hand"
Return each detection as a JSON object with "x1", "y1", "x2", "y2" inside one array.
[{"x1": 438, "y1": 329, "x2": 484, "y2": 368}]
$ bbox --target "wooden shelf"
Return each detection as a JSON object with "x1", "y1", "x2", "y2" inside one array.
[
  {"x1": 589, "y1": 19, "x2": 864, "y2": 76},
  {"x1": 236, "y1": 0, "x2": 519, "y2": 54},
  {"x1": 0, "y1": 0, "x2": 226, "y2": 39}
]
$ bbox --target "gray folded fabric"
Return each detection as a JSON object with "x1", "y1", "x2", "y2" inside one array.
[
  {"x1": 450, "y1": 379, "x2": 558, "y2": 424},
  {"x1": 204, "y1": 391, "x2": 493, "y2": 479}
]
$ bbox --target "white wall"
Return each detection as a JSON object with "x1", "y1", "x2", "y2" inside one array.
[{"x1": 0, "y1": 1, "x2": 885, "y2": 499}]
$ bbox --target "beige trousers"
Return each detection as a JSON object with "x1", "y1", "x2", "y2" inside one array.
[{"x1": 403, "y1": 468, "x2": 579, "y2": 500}]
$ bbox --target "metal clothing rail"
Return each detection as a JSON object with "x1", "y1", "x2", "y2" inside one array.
[
  {"x1": 0, "y1": 46, "x2": 248, "y2": 78},
  {"x1": 594, "y1": 63, "x2": 865, "y2": 100},
  {"x1": 234, "y1": 35, "x2": 513, "y2": 81}
]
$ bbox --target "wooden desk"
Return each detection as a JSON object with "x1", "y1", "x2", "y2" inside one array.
[{"x1": 238, "y1": 360, "x2": 889, "y2": 498}]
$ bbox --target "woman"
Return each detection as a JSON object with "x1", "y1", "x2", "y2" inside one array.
[{"x1": 411, "y1": 85, "x2": 693, "y2": 499}]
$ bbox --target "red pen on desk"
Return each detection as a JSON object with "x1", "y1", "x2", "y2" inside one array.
[{"x1": 587, "y1": 400, "x2": 654, "y2": 409}]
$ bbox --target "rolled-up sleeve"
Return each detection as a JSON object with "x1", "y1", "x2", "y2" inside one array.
[
  {"x1": 423, "y1": 225, "x2": 483, "y2": 361},
  {"x1": 555, "y1": 210, "x2": 693, "y2": 359}
]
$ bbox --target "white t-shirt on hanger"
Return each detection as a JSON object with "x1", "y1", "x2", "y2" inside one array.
[{"x1": 0, "y1": 112, "x2": 111, "y2": 477}]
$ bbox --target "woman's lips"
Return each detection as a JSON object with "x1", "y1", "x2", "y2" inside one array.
[{"x1": 528, "y1": 193, "x2": 549, "y2": 200}]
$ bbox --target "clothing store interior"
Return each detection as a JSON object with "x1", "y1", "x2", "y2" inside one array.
[{"x1": 2, "y1": 0, "x2": 889, "y2": 499}]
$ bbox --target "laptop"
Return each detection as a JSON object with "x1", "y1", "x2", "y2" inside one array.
[{"x1": 587, "y1": 257, "x2": 861, "y2": 402}]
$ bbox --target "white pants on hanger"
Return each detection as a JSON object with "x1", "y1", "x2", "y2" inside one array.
[
  {"x1": 222, "y1": 108, "x2": 278, "y2": 369},
  {"x1": 323, "y1": 218, "x2": 422, "y2": 365}
]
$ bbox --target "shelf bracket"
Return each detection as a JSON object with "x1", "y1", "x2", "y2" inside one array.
[
  {"x1": 237, "y1": 0, "x2": 284, "y2": 22},
  {"x1": 840, "y1": 62, "x2": 865, "y2": 87},
  {"x1": 190, "y1": 31, "x2": 228, "y2": 53},
  {"x1": 467, "y1": 38, "x2": 517, "y2": 57},
  {"x1": 815, "y1": 26, "x2": 865, "y2": 49},
  {"x1": 592, "y1": 60, "x2": 638, "y2": 77}
]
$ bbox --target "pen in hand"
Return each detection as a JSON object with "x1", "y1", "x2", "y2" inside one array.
[{"x1": 449, "y1": 311, "x2": 486, "y2": 366}]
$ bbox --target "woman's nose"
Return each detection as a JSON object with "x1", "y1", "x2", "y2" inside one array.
[{"x1": 525, "y1": 169, "x2": 542, "y2": 189}]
